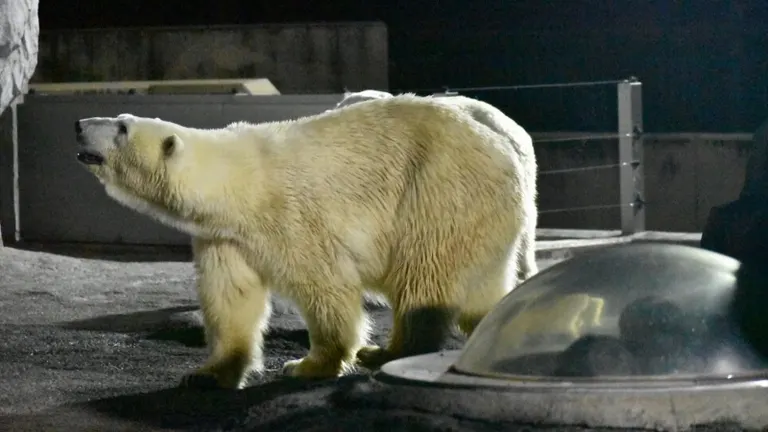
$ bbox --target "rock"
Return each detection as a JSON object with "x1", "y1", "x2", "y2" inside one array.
[
  {"x1": 701, "y1": 117, "x2": 768, "y2": 264},
  {"x1": 740, "y1": 117, "x2": 768, "y2": 200},
  {"x1": 0, "y1": 0, "x2": 39, "y2": 114},
  {"x1": 0, "y1": 0, "x2": 39, "y2": 246},
  {"x1": 700, "y1": 199, "x2": 768, "y2": 264}
]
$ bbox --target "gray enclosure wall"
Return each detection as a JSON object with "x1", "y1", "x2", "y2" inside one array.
[
  {"x1": 33, "y1": 22, "x2": 389, "y2": 94},
  {"x1": 1, "y1": 94, "x2": 343, "y2": 245},
  {"x1": 0, "y1": 95, "x2": 756, "y2": 245}
]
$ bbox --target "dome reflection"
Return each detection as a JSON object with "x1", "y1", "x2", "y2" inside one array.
[{"x1": 452, "y1": 243, "x2": 768, "y2": 382}]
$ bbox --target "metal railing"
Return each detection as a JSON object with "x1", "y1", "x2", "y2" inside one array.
[{"x1": 427, "y1": 77, "x2": 646, "y2": 235}]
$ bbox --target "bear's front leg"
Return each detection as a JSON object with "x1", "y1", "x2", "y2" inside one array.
[
  {"x1": 281, "y1": 283, "x2": 370, "y2": 379},
  {"x1": 180, "y1": 238, "x2": 271, "y2": 390}
]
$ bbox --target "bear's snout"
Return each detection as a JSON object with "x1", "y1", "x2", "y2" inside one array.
[
  {"x1": 75, "y1": 118, "x2": 112, "y2": 166},
  {"x1": 76, "y1": 150, "x2": 105, "y2": 165}
]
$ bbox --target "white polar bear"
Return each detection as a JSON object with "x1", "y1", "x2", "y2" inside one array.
[
  {"x1": 335, "y1": 90, "x2": 539, "y2": 281},
  {"x1": 74, "y1": 94, "x2": 533, "y2": 389}
]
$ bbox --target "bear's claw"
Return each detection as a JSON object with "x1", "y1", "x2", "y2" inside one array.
[
  {"x1": 280, "y1": 358, "x2": 305, "y2": 377},
  {"x1": 178, "y1": 365, "x2": 247, "y2": 390},
  {"x1": 281, "y1": 356, "x2": 350, "y2": 379},
  {"x1": 179, "y1": 372, "x2": 223, "y2": 390},
  {"x1": 355, "y1": 345, "x2": 394, "y2": 370}
]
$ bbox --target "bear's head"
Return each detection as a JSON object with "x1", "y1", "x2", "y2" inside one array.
[
  {"x1": 73, "y1": 113, "x2": 214, "y2": 235},
  {"x1": 75, "y1": 113, "x2": 187, "y2": 188}
]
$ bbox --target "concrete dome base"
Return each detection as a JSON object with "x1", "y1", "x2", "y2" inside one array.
[{"x1": 371, "y1": 350, "x2": 768, "y2": 431}]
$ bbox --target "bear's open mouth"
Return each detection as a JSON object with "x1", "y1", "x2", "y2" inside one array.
[{"x1": 76, "y1": 151, "x2": 105, "y2": 165}]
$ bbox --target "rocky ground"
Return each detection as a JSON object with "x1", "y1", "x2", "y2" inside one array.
[
  {"x1": 0, "y1": 244, "x2": 582, "y2": 431},
  {"x1": 0, "y1": 242, "x2": 746, "y2": 432}
]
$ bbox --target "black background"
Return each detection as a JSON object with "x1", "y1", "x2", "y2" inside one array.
[{"x1": 39, "y1": 0, "x2": 768, "y2": 133}]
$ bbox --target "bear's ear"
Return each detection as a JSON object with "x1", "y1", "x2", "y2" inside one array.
[{"x1": 162, "y1": 134, "x2": 183, "y2": 159}]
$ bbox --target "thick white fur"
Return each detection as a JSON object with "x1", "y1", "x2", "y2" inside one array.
[
  {"x1": 335, "y1": 90, "x2": 539, "y2": 282},
  {"x1": 75, "y1": 95, "x2": 531, "y2": 389}
]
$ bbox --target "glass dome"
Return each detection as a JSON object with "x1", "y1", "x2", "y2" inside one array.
[{"x1": 452, "y1": 242, "x2": 768, "y2": 383}]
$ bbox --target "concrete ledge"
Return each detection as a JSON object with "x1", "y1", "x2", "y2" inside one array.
[
  {"x1": 535, "y1": 229, "x2": 702, "y2": 261},
  {"x1": 7, "y1": 229, "x2": 704, "y2": 264},
  {"x1": 9, "y1": 241, "x2": 193, "y2": 262}
]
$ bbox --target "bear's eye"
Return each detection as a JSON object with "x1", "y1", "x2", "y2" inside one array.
[{"x1": 117, "y1": 122, "x2": 128, "y2": 135}]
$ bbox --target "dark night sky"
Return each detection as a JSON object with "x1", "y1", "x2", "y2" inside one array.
[
  {"x1": 37, "y1": 1, "x2": 768, "y2": 132},
  {"x1": 38, "y1": 1, "x2": 766, "y2": 30}
]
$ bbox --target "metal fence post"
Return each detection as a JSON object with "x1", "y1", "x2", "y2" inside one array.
[
  {"x1": 617, "y1": 79, "x2": 645, "y2": 235},
  {"x1": 0, "y1": 97, "x2": 23, "y2": 246}
]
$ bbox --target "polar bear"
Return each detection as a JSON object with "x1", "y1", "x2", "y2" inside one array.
[
  {"x1": 335, "y1": 90, "x2": 539, "y2": 281},
  {"x1": 74, "y1": 94, "x2": 530, "y2": 389}
]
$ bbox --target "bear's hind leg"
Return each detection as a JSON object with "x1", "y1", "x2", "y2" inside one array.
[
  {"x1": 282, "y1": 283, "x2": 370, "y2": 379},
  {"x1": 516, "y1": 220, "x2": 539, "y2": 282},
  {"x1": 457, "y1": 260, "x2": 515, "y2": 337},
  {"x1": 356, "y1": 193, "x2": 522, "y2": 370},
  {"x1": 180, "y1": 238, "x2": 271, "y2": 390},
  {"x1": 356, "y1": 256, "x2": 461, "y2": 370}
]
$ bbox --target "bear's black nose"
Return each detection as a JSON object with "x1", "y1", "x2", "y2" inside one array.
[{"x1": 75, "y1": 120, "x2": 83, "y2": 135}]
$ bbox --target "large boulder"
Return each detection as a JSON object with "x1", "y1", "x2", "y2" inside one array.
[
  {"x1": 0, "y1": 0, "x2": 39, "y2": 246},
  {"x1": 701, "y1": 117, "x2": 768, "y2": 264},
  {"x1": 0, "y1": 0, "x2": 39, "y2": 115},
  {"x1": 740, "y1": 118, "x2": 768, "y2": 201}
]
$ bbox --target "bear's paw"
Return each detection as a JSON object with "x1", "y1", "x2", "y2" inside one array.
[
  {"x1": 355, "y1": 345, "x2": 395, "y2": 370},
  {"x1": 281, "y1": 356, "x2": 353, "y2": 379},
  {"x1": 179, "y1": 367, "x2": 246, "y2": 390}
]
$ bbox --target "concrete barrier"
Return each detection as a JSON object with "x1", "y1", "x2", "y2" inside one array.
[
  {"x1": 533, "y1": 132, "x2": 752, "y2": 232},
  {"x1": 0, "y1": 95, "x2": 754, "y2": 245}
]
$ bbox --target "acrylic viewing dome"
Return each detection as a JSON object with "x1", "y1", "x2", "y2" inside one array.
[
  {"x1": 451, "y1": 242, "x2": 768, "y2": 383},
  {"x1": 371, "y1": 243, "x2": 768, "y2": 430}
]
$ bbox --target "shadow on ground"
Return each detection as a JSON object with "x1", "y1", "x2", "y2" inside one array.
[
  {"x1": 10, "y1": 242, "x2": 193, "y2": 263},
  {"x1": 0, "y1": 373, "x2": 602, "y2": 432},
  {"x1": 0, "y1": 373, "x2": 420, "y2": 432},
  {"x1": 59, "y1": 306, "x2": 207, "y2": 347},
  {"x1": 85, "y1": 376, "x2": 367, "y2": 430},
  {"x1": 57, "y1": 306, "x2": 314, "y2": 350}
]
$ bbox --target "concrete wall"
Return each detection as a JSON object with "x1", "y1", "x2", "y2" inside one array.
[
  {"x1": 0, "y1": 107, "x2": 16, "y2": 245},
  {"x1": 0, "y1": 94, "x2": 343, "y2": 245},
  {"x1": 0, "y1": 95, "x2": 755, "y2": 245},
  {"x1": 33, "y1": 22, "x2": 389, "y2": 94},
  {"x1": 534, "y1": 132, "x2": 752, "y2": 232}
]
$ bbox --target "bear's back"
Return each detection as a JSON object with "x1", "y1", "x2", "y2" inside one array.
[
  {"x1": 290, "y1": 95, "x2": 520, "y2": 171},
  {"x1": 272, "y1": 94, "x2": 525, "y2": 237},
  {"x1": 222, "y1": 95, "x2": 528, "y2": 289}
]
